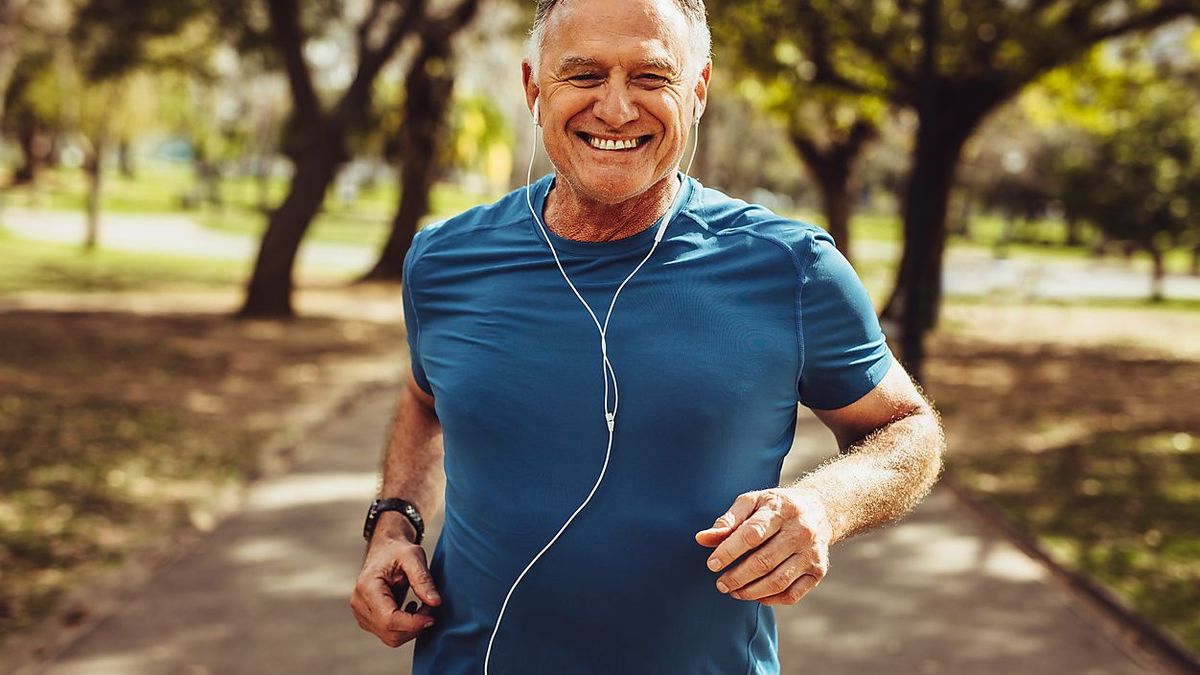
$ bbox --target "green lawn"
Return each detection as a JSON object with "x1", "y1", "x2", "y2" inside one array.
[
  {"x1": 4, "y1": 164, "x2": 497, "y2": 248},
  {"x1": 0, "y1": 228, "x2": 249, "y2": 294}
]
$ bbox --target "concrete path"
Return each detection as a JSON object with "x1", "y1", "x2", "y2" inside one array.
[
  {"x1": 0, "y1": 207, "x2": 375, "y2": 271},
  {"x1": 5, "y1": 206, "x2": 1200, "y2": 301},
  {"x1": 33, "y1": 391, "x2": 1174, "y2": 675}
]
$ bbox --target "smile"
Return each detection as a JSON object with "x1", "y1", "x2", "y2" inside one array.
[{"x1": 577, "y1": 132, "x2": 653, "y2": 151}]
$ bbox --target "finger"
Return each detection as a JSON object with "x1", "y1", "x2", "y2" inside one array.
[
  {"x1": 707, "y1": 503, "x2": 782, "y2": 573},
  {"x1": 759, "y1": 572, "x2": 822, "y2": 606},
  {"x1": 386, "y1": 601, "x2": 436, "y2": 632},
  {"x1": 725, "y1": 552, "x2": 808, "y2": 600},
  {"x1": 695, "y1": 492, "x2": 760, "y2": 547},
  {"x1": 399, "y1": 546, "x2": 442, "y2": 607},
  {"x1": 359, "y1": 575, "x2": 405, "y2": 628},
  {"x1": 716, "y1": 537, "x2": 794, "y2": 595}
]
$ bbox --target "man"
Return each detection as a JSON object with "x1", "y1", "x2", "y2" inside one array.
[{"x1": 350, "y1": 0, "x2": 945, "y2": 672}]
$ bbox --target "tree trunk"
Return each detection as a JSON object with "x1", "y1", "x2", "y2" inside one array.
[
  {"x1": 361, "y1": 42, "x2": 456, "y2": 282},
  {"x1": 0, "y1": 0, "x2": 23, "y2": 125},
  {"x1": 84, "y1": 140, "x2": 104, "y2": 251},
  {"x1": 816, "y1": 180, "x2": 852, "y2": 262},
  {"x1": 118, "y1": 137, "x2": 136, "y2": 178},
  {"x1": 238, "y1": 135, "x2": 342, "y2": 317},
  {"x1": 1065, "y1": 213, "x2": 1083, "y2": 247},
  {"x1": 13, "y1": 120, "x2": 41, "y2": 185},
  {"x1": 1149, "y1": 247, "x2": 1165, "y2": 302},
  {"x1": 882, "y1": 97, "x2": 995, "y2": 381},
  {"x1": 790, "y1": 121, "x2": 876, "y2": 265}
]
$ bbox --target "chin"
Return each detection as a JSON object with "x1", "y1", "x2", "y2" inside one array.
[{"x1": 568, "y1": 169, "x2": 670, "y2": 204}]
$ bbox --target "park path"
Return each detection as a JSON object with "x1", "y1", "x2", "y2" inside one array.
[
  {"x1": 5, "y1": 205, "x2": 1200, "y2": 301},
  {"x1": 0, "y1": 206, "x2": 375, "y2": 271},
  {"x1": 30, "y1": 390, "x2": 1176, "y2": 675}
]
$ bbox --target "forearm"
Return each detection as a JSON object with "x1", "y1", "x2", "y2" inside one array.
[
  {"x1": 787, "y1": 408, "x2": 945, "y2": 544},
  {"x1": 373, "y1": 379, "x2": 446, "y2": 547}
]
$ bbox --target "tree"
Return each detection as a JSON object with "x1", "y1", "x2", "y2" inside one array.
[
  {"x1": 709, "y1": 0, "x2": 1200, "y2": 380},
  {"x1": 1031, "y1": 37, "x2": 1200, "y2": 300},
  {"x1": 710, "y1": 6, "x2": 888, "y2": 263},
  {"x1": 239, "y1": 0, "x2": 496, "y2": 317},
  {"x1": 0, "y1": 0, "x2": 28, "y2": 124},
  {"x1": 361, "y1": 0, "x2": 482, "y2": 281}
]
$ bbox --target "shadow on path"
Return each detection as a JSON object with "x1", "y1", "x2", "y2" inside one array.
[{"x1": 38, "y1": 397, "x2": 1167, "y2": 674}]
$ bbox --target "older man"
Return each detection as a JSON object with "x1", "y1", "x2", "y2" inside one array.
[{"x1": 350, "y1": 0, "x2": 944, "y2": 672}]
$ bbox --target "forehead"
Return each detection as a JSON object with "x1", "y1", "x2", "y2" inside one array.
[{"x1": 539, "y1": 0, "x2": 692, "y2": 72}]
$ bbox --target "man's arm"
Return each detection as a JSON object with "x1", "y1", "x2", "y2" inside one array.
[
  {"x1": 350, "y1": 373, "x2": 447, "y2": 647},
  {"x1": 695, "y1": 359, "x2": 944, "y2": 604}
]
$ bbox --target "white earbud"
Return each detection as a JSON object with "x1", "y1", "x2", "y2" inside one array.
[{"x1": 532, "y1": 97, "x2": 540, "y2": 127}]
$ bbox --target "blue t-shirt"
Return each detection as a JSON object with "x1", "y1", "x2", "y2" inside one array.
[{"x1": 404, "y1": 173, "x2": 893, "y2": 674}]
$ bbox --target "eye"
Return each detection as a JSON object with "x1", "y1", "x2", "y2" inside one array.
[
  {"x1": 635, "y1": 74, "x2": 671, "y2": 88},
  {"x1": 568, "y1": 73, "x2": 603, "y2": 87}
]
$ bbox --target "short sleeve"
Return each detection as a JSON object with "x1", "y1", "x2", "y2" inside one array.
[
  {"x1": 402, "y1": 232, "x2": 434, "y2": 396},
  {"x1": 796, "y1": 231, "x2": 894, "y2": 410}
]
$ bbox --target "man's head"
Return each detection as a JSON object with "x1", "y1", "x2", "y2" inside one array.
[{"x1": 522, "y1": 0, "x2": 712, "y2": 205}]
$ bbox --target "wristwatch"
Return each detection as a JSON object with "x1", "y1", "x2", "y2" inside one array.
[{"x1": 363, "y1": 498, "x2": 424, "y2": 545}]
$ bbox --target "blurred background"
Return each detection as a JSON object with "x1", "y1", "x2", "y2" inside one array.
[{"x1": 1, "y1": 0, "x2": 1198, "y2": 673}]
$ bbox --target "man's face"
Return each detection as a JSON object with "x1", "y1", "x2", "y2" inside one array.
[{"x1": 523, "y1": 0, "x2": 710, "y2": 205}]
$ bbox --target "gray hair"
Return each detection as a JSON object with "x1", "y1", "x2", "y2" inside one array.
[{"x1": 527, "y1": 0, "x2": 711, "y2": 82}]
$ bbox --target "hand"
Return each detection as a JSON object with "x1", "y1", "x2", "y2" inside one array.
[
  {"x1": 694, "y1": 488, "x2": 833, "y2": 605},
  {"x1": 350, "y1": 536, "x2": 442, "y2": 647}
]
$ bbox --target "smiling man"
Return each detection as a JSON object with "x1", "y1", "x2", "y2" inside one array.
[{"x1": 349, "y1": 0, "x2": 945, "y2": 673}]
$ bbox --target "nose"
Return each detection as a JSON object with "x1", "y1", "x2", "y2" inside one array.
[{"x1": 592, "y1": 83, "x2": 639, "y2": 128}]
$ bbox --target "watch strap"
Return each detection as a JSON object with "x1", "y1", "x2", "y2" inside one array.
[{"x1": 364, "y1": 498, "x2": 425, "y2": 545}]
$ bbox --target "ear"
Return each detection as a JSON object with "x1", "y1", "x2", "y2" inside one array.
[
  {"x1": 522, "y1": 60, "x2": 541, "y2": 124},
  {"x1": 692, "y1": 59, "x2": 712, "y2": 123}
]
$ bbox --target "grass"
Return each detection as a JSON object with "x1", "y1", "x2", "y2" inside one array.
[
  {"x1": 0, "y1": 228, "x2": 250, "y2": 294},
  {"x1": 4, "y1": 164, "x2": 497, "y2": 248}
]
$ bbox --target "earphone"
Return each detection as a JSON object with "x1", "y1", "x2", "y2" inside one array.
[{"x1": 483, "y1": 94, "x2": 697, "y2": 674}]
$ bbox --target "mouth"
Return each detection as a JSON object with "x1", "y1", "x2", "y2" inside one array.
[{"x1": 576, "y1": 132, "x2": 654, "y2": 152}]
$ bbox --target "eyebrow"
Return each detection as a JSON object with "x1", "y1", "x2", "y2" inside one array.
[{"x1": 553, "y1": 55, "x2": 680, "y2": 76}]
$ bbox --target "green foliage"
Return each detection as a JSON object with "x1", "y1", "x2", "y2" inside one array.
[
  {"x1": 1024, "y1": 34, "x2": 1200, "y2": 260},
  {"x1": 71, "y1": 0, "x2": 212, "y2": 81}
]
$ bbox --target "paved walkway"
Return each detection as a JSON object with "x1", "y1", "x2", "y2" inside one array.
[
  {"x1": 31, "y1": 391, "x2": 1174, "y2": 675},
  {"x1": 0, "y1": 207, "x2": 375, "y2": 271}
]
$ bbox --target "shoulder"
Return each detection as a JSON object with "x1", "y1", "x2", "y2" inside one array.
[
  {"x1": 408, "y1": 177, "x2": 545, "y2": 265},
  {"x1": 677, "y1": 180, "x2": 837, "y2": 269}
]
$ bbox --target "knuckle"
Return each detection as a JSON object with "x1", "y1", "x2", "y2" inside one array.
[
  {"x1": 770, "y1": 574, "x2": 791, "y2": 594},
  {"x1": 751, "y1": 551, "x2": 773, "y2": 575}
]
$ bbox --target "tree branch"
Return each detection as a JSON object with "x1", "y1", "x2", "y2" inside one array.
[
  {"x1": 1085, "y1": 2, "x2": 1198, "y2": 43},
  {"x1": 266, "y1": 0, "x2": 321, "y2": 126},
  {"x1": 335, "y1": 0, "x2": 427, "y2": 128}
]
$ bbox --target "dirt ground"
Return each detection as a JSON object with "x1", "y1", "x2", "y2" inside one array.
[
  {"x1": 0, "y1": 300, "x2": 405, "y2": 642},
  {"x1": 930, "y1": 303, "x2": 1200, "y2": 456}
]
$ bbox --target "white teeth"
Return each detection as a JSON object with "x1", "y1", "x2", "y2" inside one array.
[{"x1": 589, "y1": 136, "x2": 639, "y2": 150}]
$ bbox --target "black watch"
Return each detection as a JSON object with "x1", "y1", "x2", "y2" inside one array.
[{"x1": 363, "y1": 498, "x2": 424, "y2": 545}]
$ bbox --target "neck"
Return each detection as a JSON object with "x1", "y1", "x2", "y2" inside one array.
[{"x1": 543, "y1": 174, "x2": 680, "y2": 243}]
